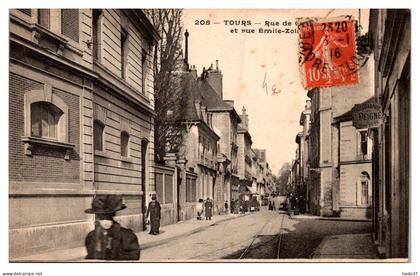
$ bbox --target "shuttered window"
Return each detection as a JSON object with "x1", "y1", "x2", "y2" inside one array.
[{"x1": 61, "y1": 9, "x2": 79, "y2": 42}]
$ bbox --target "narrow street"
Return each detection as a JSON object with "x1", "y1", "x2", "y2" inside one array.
[{"x1": 140, "y1": 208, "x2": 371, "y2": 261}]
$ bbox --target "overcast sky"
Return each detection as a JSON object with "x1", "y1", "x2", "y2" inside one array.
[{"x1": 182, "y1": 9, "x2": 369, "y2": 174}]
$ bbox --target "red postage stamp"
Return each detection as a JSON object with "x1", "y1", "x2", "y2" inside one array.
[{"x1": 297, "y1": 17, "x2": 359, "y2": 89}]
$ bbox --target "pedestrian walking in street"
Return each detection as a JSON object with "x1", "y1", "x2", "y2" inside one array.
[
  {"x1": 197, "y1": 198, "x2": 204, "y2": 220},
  {"x1": 286, "y1": 194, "x2": 293, "y2": 219},
  {"x1": 146, "y1": 194, "x2": 161, "y2": 235},
  {"x1": 230, "y1": 198, "x2": 235, "y2": 214},
  {"x1": 204, "y1": 197, "x2": 213, "y2": 220},
  {"x1": 224, "y1": 200, "x2": 229, "y2": 214},
  {"x1": 84, "y1": 194, "x2": 140, "y2": 260}
]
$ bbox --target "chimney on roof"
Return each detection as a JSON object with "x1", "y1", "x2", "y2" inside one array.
[
  {"x1": 206, "y1": 60, "x2": 223, "y2": 99},
  {"x1": 184, "y1": 29, "x2": 189, "y2": 68},
  {"x1": 240, "y1": 106, "x2": 249, "y2": 130}
]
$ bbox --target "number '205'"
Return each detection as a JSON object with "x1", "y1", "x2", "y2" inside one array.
[{"x1": 195, "y1": 20, "x2": 211, "y2": 25}]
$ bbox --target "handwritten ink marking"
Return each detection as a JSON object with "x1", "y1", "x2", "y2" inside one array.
[
  {"x1": 262, "y1": 72, "x2": 282, "y2": 95},
  {"x1": 272, "y1": 84, "x2": 281, "y2": 95},
  {"x1": 262, "y1": 72, "x2": 268, "y2": 95}
]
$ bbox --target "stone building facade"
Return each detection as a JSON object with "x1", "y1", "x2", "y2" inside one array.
[
  {"x1": 9, "y1": 9, "x2": 158, "y2": 259},
  {"x1": 369, "y1": 9, "x2": 410, "y2": 258},
  {"x1": 203, "y1": 62, "x2": 242, "y2": 210},
  {"x1": 306, "y1": 59, "x2": 374, "y2": 217},
  {"x1": 334, "y1": 102, "x2": 373, "y2": 219},
  {"x1": 237, "y1": 107, "x2": 254, "y2": 200}
]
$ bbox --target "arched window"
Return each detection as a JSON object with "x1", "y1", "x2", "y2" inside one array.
[
  {"x1": 93, "y1": 120, "x2": 105, "y2": 152},
  {"x1": 30, "y1": 102, "x2": 63, "y2": 139},
  {"x1": 120, "y1": 131, "x2": 129, "y2": 157}
]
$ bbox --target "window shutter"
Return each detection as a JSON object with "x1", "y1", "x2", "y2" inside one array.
[{"x1": 61, "y1": 9, "x2": 79, "y2": 42}]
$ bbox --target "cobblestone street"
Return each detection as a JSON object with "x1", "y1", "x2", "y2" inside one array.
[{"x1": 140, "y1": 208, "x2": 372, "y2": 261}]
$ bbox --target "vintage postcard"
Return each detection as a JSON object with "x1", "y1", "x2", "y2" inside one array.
[{"x1": 6, "y1": 7, "x2": 411, "y2": 271}]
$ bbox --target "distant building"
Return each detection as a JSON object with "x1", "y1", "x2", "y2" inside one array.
[
  {"x1": 9, "y1": 9, "x2": 158, "y2": 258},
  {"x1": 237, "y1": 107, "x2": 254, "y2": 201},
  {"x1": 369, "y1": 9, "x2": 410, "y2": 258},
  {"x1": 177, "y1": 70, "x2": 220, "y2": 212},
  {"x1": 204, "y1": 62, "x2": 242, "y2": 209},
  {"x1": 299, "y1": 100, "x2": 311, "y2": 212},
  {"x1": 254, "y1": 149, "x2": 271, "y2": 198}
]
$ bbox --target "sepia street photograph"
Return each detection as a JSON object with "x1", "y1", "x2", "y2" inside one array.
[{"x1": 3, "y1": 3, "x2": 416, "y2": 275}]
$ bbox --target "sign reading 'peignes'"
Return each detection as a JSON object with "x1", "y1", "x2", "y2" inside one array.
[{"x1": 298, "y1": 17, "x2": 359, "y2": 89}]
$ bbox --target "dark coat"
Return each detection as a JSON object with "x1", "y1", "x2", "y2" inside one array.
[
  {"x1": 204, "y1": 200, "x2": 213, "y2": 217},
  {"x1": 85, "y1": 221, "x2": 140, "y2": 260},
  {"x1": 146, "y1": 200, "x2": 161, "y2": 233}
]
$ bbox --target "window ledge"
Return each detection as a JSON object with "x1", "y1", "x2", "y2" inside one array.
[
  {"x1": 94, "y1": 150, "x2": 108, "y2": 158},
  {"x1": 22, "y1": 136, "x2": 75, "y2": 160},
  {"x1": 120, "y1": 156, "x2": 133, "y2": 163},
  {"x1": 29, "y1": 23, "x2": 83, "y2": 57}
]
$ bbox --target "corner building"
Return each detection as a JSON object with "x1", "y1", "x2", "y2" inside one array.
[{"x1": 9, "y1": 9, "x2": 158, "y2": 259}]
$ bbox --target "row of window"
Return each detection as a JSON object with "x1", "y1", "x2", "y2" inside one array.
[
  {"x1": 91, "y1": 9, "x2": 148, "y2": 94},
  {"x1": 18, "y1": 9, "x2": 149, "y2": 95},
  {"x1": 93, "y1": 120, "x2": 130, "y2": 158},
  {"x1": 29, "y1": 101, "x2": 131, "y2": 158},
  {"x1": 36, "y1": 9, "x2": 79, "y2": 42}
]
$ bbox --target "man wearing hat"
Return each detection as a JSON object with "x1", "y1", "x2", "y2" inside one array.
[
  {"x1": 145, "y1": 193, "x2": 161, "y2": 235},
  {"x1": 84, "y1": 194, "x2": 140, "y2": 260},
  {"x1": 204, "y1": 197, "x2": 213, "y2": 220}
]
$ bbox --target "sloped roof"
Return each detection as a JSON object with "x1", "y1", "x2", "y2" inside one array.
[
  {"x1": 179, "y1": 71, "x2": 202, "y2": 121},
  {"x1": 181, "y1": 71, "x2": 241, "y2": 124},
  {"x1": 197, "y1": 78, "x2": 232, "y2": 110}
]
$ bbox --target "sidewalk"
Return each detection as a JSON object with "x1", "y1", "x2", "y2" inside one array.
[
  {"x1": 12, "y1": 213, "x2": 248, "y2": 262},
  {"x1": 277, "y1": 211, "x2": 372, "y2": 223},
  {"x1": 312, "y1": 233, "x2": 378, "y2": 259}
]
